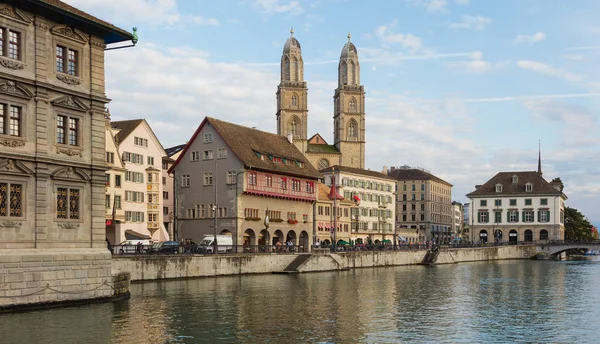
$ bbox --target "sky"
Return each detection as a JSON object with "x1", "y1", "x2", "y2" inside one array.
[{"x1": 65, "y1": 0, "x2": 600, "y2": 223}]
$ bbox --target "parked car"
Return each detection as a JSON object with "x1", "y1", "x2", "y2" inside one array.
[{"x1": 148, "y1": 241, "x2": 180, "y2": 254}]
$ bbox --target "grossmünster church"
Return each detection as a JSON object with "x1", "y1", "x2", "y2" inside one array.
[{"x1": 276, "y1": 29, "x2": 366, "y2": 170}]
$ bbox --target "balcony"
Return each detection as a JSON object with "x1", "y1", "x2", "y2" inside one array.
[{"x1": 147, "y1": 203, "x2": 159, "y2": 212}]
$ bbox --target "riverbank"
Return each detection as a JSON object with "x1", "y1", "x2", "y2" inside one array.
[{"x1": 113, "y1": 245, "x2": 538, "y2": 281}]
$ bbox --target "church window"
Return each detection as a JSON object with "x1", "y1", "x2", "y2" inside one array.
[
  {"x1": 290, "y1": 119, "x2": 299, "y2": 137},
  {"x1": 317, "y1": 159, "x2": 329, "y2": 170},
  {"x1": 292, "y1": 58, "x2": 298, "y2": 81},
  {"x1": 341, "y1": 61, "x2": 347, "y2": 84},
  {"x1": 291, "y1": 95, "x2": 298, "y2": 107},
  {"x1": 348, "y1": 120, "x2": 357, "y2": 139},
  {"x1": 349, "y1": 98, "x2": 356, "y2": 112},
  {"x1": 283, "y1": 56, "x2": 290, "y2": 81},
  {"x1": 350, "y1": 61, "x2": 356, "y2": 84}
]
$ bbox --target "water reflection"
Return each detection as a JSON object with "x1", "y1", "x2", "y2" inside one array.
[{"x1": 1, "y1": 258, "x2": 599, "y2": 343}]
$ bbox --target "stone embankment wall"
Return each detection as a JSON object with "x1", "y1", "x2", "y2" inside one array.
[
  {"x1": 0, "y1": 249, "x2": 128, "y2": 311},
  {"x1": 114, "y1": 246, "x2": 538, "y2": 282}
]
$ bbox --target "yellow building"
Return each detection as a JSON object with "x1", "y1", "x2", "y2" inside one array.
[{"x1": 315, "y1": 183, "x2": 354, "y2": 245}]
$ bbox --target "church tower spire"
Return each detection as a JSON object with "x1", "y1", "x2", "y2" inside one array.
[
  {"x1": 333, "y1": 33, "x2": 365, "y2": 169},
  {"x1": 537, "y1": 140, "x2": 543, "y2": 176},
  {"x1": 276, "y1": 28, "x2": 308, "y2": 154}
]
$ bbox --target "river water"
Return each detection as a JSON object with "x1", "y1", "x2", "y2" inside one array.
[{"x1": 2, "y1": 258, "x2": 599, "y2": 344}]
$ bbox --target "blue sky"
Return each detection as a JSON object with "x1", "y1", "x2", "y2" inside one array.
[{"x1": 67, "y1": 0, "x2": 600, "y2": 223}]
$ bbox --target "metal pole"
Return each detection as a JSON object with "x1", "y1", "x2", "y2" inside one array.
[{"x1": 213, "y1": 159, "x2": 218, "y2": 254}]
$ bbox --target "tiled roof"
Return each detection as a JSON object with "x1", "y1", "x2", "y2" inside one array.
[
  {"x1": 165, "y1": 144, "x2": 186, "y2": 157},
  {"x1": 17, "y1": 0, "x2": 133, "y2": 44},
  {"x1": 388, "y1": 168, "x2": 452, "y2": 186},
  {"x1": 466, "y1": 171, "x2": 566, "y2": 198},
  {"x1": 171, "y1": 117, "x2": 322, "y2": 180},
  {"x1": 307, "y1": 144, "x2": 340, "y2": 154},
  {"x1": 321, "y1": 165, "x2": 396, "y2": 181},
  {"x1": 111, "y1": 119, "x2": 143, "y2": 145},
  {"x1": 317, "y1": 183, "x2": 353, "y2": 204}
]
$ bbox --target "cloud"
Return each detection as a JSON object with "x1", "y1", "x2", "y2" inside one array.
[
  {"x1": 463, "y1": 92, "x2": 600, "y2": 103},
  {"x1": 63, "y1": 0, "x2": 180, "y2": 26},
  {"x1": 189, "y1": 16, "x2": 220, "y2": 26},
  {"x1": 449, "y1": 15, "x2": 492, "y2": 30},
  {"x1": 251, "y1": 0, "x2": 304, "y2": 15},
  {"x1": 565, "y1": 46, "x2": 600, "y2": 51},
  {"x1": 517, "y1": 60, "x2": 583, "y2": 83},
  {"x1": 455, "y1": 0, "x2": 469, "y2": 4},
  {"x1": 375, "y1": 22, "x2": 422, "y2": 51},
  {"x1": 514, "y1": 32, "x2": 546, "y2": 44},
  {"x1": 446, "y1": 51, "x2": 505, "y2": 74},
  {"x1": 562, "y1": 55, "x2": 584, "y2": 61},
  {"x1": 405, "y1": 0, "x2": 448, "y2": 12}
]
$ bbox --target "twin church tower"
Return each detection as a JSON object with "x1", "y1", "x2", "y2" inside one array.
[{"x1": 275, "y1": 29, "x2": 366, "y2": 170}]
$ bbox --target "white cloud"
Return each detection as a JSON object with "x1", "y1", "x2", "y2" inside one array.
[
  {"x1": 375, "y1": 22, "x2": 422, "y2": 51},
  {"x1": 463, "y1": 92, "x2": 600, "y2": 103},
  {"x1": 449, "y1": 15, "x2": 492, "y2": 30},
  {"x1": 426, "y1": 0, "x2": 448, "y2": 11},
  {"x1": 514, "y1": 32, "x2": 546, "y2": 44},
  {"x1": 63, "y1": 0, "x2": 180, "y2": 26},
  {"x1": 517, "y1": 60, "x2": 583, "y2": 83},
  {"x1": 447, "y1": 51, "x2": 505, "y2": 74},
  {"x1": 562, "y1": 55, "x2": 584, "y2": 61},
  {"x1": 251, "y1": 0, "x2": 304, "y2": 15},
  {"x1": 455, "y1": 0, "x2": 469, "y2": 4},
  {"x1": 189, "y1": 16, "x2": 220, "y2": 26}
]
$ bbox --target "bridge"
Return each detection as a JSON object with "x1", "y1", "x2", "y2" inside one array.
[{"x1": 536, "y1": 241, "x2": 600, "y2": 257}]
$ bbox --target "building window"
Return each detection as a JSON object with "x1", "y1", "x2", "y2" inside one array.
[
  {"x1": 0, "y1": 182, "x2": 23, "y2": 217},
  {"x1": 115, "y1": 175, "x2": 121, "y2": 187},
  {"x1": 203, "y1": 150, "x2": 213, "y2": 160},
  {"x1": 227, "y1": 171, "x2": 237, "y2": 185},
  {"x1": 349, "y1": 98, "x2": 356, "y2": 111},
  {"x1": 412, "y1": 184, "x2": 416, "y2": 191},
  {"x1": 348, "y1": 121, "x2": 356, "y2": 138},
  {"x1": 494, "y1": 199, "x2": 501, "y2": 207},
  {"x1": 56, "y1": 187, "x2": 79, "y2": 219},
  {"x1": 217, "y1": 148, "x2": 227, "y2": 159},
  {"x1": 524, "y1": 210, "x2": 534, "y2": 222},
  {"x1": 509, "y1": 210, "x2": 518, "y2": 223},
  {"x1": 0, "y1": 104, "x2": 21, "y2": 137},
  {"x1": 162, "y1": 177, "x2": 166, "y2": 185},
  {"x1": 134, "y1": 137, "x2": 148, "y2": 147},
  {"x1": 305, "y1": 181, "x2": 314, "y2": 194},
  {"x1": 539, "y1": 210, "x2": 549, "y2": 223},
  {"x1": 203, "y1": 132, "x2": 213, "y2": 143},
  {"x1": 525, "y1": 199, "x2": 532, "y2": 206},
  {"x1": 478, "y1": 211, "x2": 489, "y2": 223},
  {"x1": 182, "y1": 174, "x2": 190, "y2": 187},
  {"x1": 114, "y1": 195, "x2": 121, "y2": 209},
  {"x1": 56, "y1": 45, "x2": 78, "y2": 76},
  {"x1": 163, "y1": 191, "x2": 168, "y2": 200},
  {"x1": 163, "y1": 206, "x2": 169, "y2": 215},
  {"x1": 525, "y1": 183, "x2": 533, "y2": 192},
  {"x1": 147, "y1": 156, "x2": 154, "y2": 166},
  {"x1": 494, "y1": 211, "x2": 502, "y2": 223},
  {"x1": 191, "y1": 151, "x2": 200, "y2": 161},
  {"x1": 509, "y1": 199, "x2": 517, "y2": 206},
  {"x1": 105, "y1": 173, "x2": 110, "y2": 186},
  {"x1": 106, "y1": 152, "x2": 114, "y2": 164},
  {"x1": 0, "y1": 28, "x2": 21, "y2": 60},
  {"x1": 125, "y1": 171, "x2": 144, "y2": 183},
  {"x1": 265, "y1": 175, "x2": 272, "y2": 187},
  {"x1": 125, "y1": 211, "x2": 144, "y2": 223},
  {"x1": 291, "y1": 95, "x2": 298, "y2": 107},
  {"x1": 105, "y1": 194, "x2": 111, "y2": 209},
  {"x1": 125, "y1": 191, "x2": 144, "y2": 202},
  {"x1": 203, "y1": 172, "x2": 213, "y2": 186},
  {"x1": 480, "y1": 200, "x2": 487, "y2": 207},
  {"x1": 291, "y1": 179, "x2": 300, "y2": 192},
  {"x1": 512, "y1": 175, "x2": 518, "y2": 184},
  {"x1": 495, "y1": 184, "x2": 502, "y2": 192},
  {"x1": 248, "y1": 172, "x2": 257, "y2": 186},
  {"x1": 540, "y1": 198, "x2": 548, "y2": 206},
  {"x1": 122, "y1": 152, "x2": 144, "y2": 164},
  {"x1": 57, "y1": 115, "x2": 79, "y2": 146},
  {"x1": 280, "y1": 178, "x2": 287, "y2": 190}
]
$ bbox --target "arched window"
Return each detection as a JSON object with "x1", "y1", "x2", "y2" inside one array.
[
  {"x1": 349, "y1": 98, "x2": 356, "y2": 112},
  {"x1": 317, "y1": 159, "x2": 330, "y2": 170},
  {"x1": 291, "y1": 95, "x2": 298, "y2": 107},
  {"x1": 350, "y1": 61, "x2": 356, "y2": 84},
  {"x1": 283, "y1": 56, "x2": 290, "y2": 81},
  {"x1": 540, "y1": 229, "x2": 548, "y2": 240},
  {"x1": 341, "y1": 61, "x2": 347, "y2": 84},
  {"x1": 292, "y1": 58, "x2": 298, "y2": 81},
  {"x1": 290, "y1": 118, "x2": 299, "y2": 137},
  {"x1": 348, "y1": 120, "x2": 357, "y2": 139}
]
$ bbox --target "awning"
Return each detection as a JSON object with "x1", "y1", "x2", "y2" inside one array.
[
  {"x1": 382, "y1": 239, "x2": 392, "y2": 243},
  {"x1": 125, "y1": 229, "x2": 151, "y2": 240}
]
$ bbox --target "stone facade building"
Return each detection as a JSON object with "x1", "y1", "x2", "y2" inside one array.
[
  {"x1": 466, "y1": 164, "x2": 567, "y2": 244},
  {"x1": 387, "y1": 166, "x2": 453, "y2": 243},
  {"x1": 321, "y1": 166, "x2": 396, "y2": 244},
  {"x1": 105, "y1": 119, "x2": 168, "y2": 244},
  {"x1": 170, "y1": 117, "x2": 321, "y2": 250},
  {"x1": 276, "y1": 31, "x2": 365, "y2": 170},
  {"x1": 0, "y1": 0, "x2": 134, "y2": 308}
]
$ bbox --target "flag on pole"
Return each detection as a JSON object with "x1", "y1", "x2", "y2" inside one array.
[{"x1": 264, "y1": 208, "x2": 270, "y2": 229}]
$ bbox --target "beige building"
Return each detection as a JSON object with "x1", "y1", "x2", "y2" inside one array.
[
  {"x1": 322, "y1": 166, "x2": 396, "y2": 244},
  {"x1": 105, "y1": 119, "x2": 168, "y2": 244},
  {"x1": 452, "y1": 201, "x2": 464, "y2": 241},
  {"x1": 170, "y1": 117, "x2": 321, "y2": 250},
  {"x1": 387, "y1": 165, "x2": 453, "y2": 243},
  {"x1": 0, "y1": 0, "x2": 134, "y2": 308},
  {"x1": 315, "y1": 183, "x2": 354, "y2": 245},
  {"x1": 276, "y1": 31, "x2": 365, "y2": 171}
]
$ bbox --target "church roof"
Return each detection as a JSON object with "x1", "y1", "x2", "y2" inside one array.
[
  {"x1": 466, "y1": 171, "x2": 566, "y2": 198},
  {"x1": 307, "y1": 144, "x2": 340, "y2": 154},
  {"x1": 283, "y1": 28, "x2": 301, "y2": 54},
  {"x1": 170, "y1": 117, "x2": 321, "y2": 180},
  {"x1": 341, "y1": 33, "x2": 358, "y2": 57}
]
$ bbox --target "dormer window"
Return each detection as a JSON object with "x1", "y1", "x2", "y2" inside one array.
[
  {"x1": 512, "y1": 175, "x2": 518, "y2": 184},
  {"x1": 495, "y1": 184, "x2": 503, "y2": 193},
  {"x1": 525, "y1": 183, "x2": 533, "y2": 192}
]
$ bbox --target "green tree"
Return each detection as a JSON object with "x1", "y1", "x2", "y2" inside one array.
[
  {"x1": 551, "y1": 177, "x2": 564, "y2": 192},
  {"x1": 564, "y1": 206, "x2": 593, "y2": 241}
]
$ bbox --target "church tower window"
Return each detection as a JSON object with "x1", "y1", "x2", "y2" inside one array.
[
  {"x1": 291, "y1": 95, "x2": 298, "y2": 107},
  {"x1": 292, "y1": 58, "x2": 298, "y2": 81},
  {"x1": 349, "y1": 98, "x2": 356, "y2": 112},
  {"x1": 290, "y1": 119, "x2": 299, "y2": 137},
  {"x1": 348, "y1": 120, "x2": 357, "y2": 139}
]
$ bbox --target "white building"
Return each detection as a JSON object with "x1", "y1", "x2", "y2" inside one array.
[
  {"x1": 105, "y1": 119, "x2": 168, "y2": 243},
  {"x1": 321, "y1": 166, "x2": 396, "y2": 244},
  {"x1": 466, "y1": 168, "x2": 567, "y2": 244},
  {"x1": 452, "y1": 201, "x2": 464, "y2": 240}
]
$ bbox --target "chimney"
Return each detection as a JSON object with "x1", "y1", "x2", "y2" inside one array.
[
  {"x1": 287, "y1": 133, "x2": 293, "y2": 144},
  {"x1": 382, "y1": 166, "x2": 388, "y2": 175}
]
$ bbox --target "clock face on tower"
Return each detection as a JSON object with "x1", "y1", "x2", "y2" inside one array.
[{"x1": 318, "y1": 159, "x2": 329, "y2": 170}]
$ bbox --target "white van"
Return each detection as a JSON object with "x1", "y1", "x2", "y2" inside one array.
[
  {"x1": 115, "y1": 240, "x2": 152, "y2": 254},
  {"x1": 198, "y1": 235, "x2": 233, "y2": 253}
]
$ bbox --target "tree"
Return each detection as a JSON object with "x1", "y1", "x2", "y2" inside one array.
[
  {"x1": 551, "y1": 177, "x2": 564, "y2": 192},
  {"x1": 564, "y1": 206, "x2": 594, "y2": 241}
]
